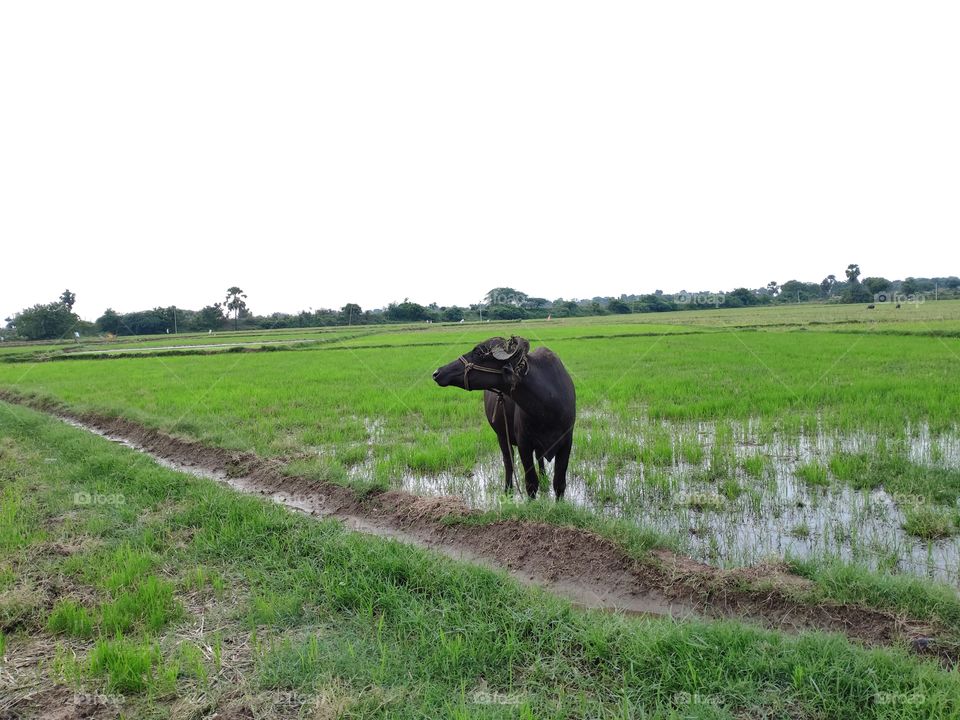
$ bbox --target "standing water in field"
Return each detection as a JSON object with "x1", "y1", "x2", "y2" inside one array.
[{"x1": 393, "y1": 417, "x2": 960, "y2": 586}]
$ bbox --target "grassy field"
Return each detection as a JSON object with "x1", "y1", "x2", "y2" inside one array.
[
  {"x1": 2, "y1": 302, "x2": 960, "y2": 715},
  {"x1": 2, "y1": 403, "x2": 959, "y2": 718},
  {"x1": 2, "y1": 304, "x2": 960, "y2": 576}
]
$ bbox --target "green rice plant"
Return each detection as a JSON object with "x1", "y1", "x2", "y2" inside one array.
[
  {"x1": 47, "y1": 599, "x2": 95, "y2": 638},
  {"x1": 902, "y1": 506, "x2": 958, "y2": 540},
  {"x1": 796, "y1": 462, "x2": 829, "y2": 487},
  {"x1": 175, "y1": 641, "x2": 208, "y2": 684},
  {"x1": 181, "y1": 565, "x2": 225, "y2": 598},
  {"x1": 100, "y1": 576, "x2": 183, "y2": 634},
  {"x1": 88, "y1": 635, "x2": 174, "y2": 694},
  {"x1": 0, "y1": 487, "x2": 43, "y2": 551},
  {"x1": 741, "y1": 454, "x2": 769, "y2": 479},
  {"x1": 676, "y1": 435, "x2": 704, "y2": 465},
  {"x1": 639, "y1": 430, "x2": 673, "y2": 467},
  {"x1": 720, "y1": 478, "x2": 743, "y2": 501}
]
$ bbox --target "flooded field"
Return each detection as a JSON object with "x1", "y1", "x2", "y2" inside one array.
[{"x1": 395, "y1": 418, "x2": 960, "y2": 584}]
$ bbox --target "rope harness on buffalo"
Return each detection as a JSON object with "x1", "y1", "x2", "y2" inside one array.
[{"x1": 456, "y1": 339, "x2": 530, "y2": 466}]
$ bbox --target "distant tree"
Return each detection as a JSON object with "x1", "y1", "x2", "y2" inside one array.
[
  {"x1": 900, "y1": 277, "x2": 923, "y2": 295},
  {"x1": 195, "y1": 304, "x2": 225, "y2": 331},
  {"x1": 96, "y1": 308, "x2": 123, "y2": 335},
  {"x1": 635, "y1": 294, "x2": 674, "y2": 313},
  {"x1": 225, "y1": 287, "x2": 248, "y2": 331},
  {"x1": 442, "y1": 306, "x2": 465, "y2": 322},
  {"x1": 779, "y1": 280, "x2": 821, "y2": 303},
  {"x1": 59, "y1": 289, "x2": 76, "y2": 311},
  {"x1": 840, "y1": 265, "x2": 872, "y2": 302},
  {"x1": 728, "y1": 287, "x2": 760, "y2": 306},
  {"x1": 11, "y1": 302, "x2": 79, "y2": 340},
  {"x1": 386, "y1": 301, "x2": 431, "y2": 322},
  {"x1": 341, "y1": 303, "x2": 362, "y2": 325},
  {"x1": 820, "y1": 274, "x2": 837, "y2": 297},
  {"x1": 562, "y1": 300, "x2": 581, "y2": 316},
  {"x1": 485, "y1": 287, "x2": 527, "y2": 307},
  {"x1": 488, "y1": 304, "x2": 527, "y2": 320},
  {"x1": 766, "y1": 281, "x2": 780, "y2": 296},
  {"x1": 862, "y1": 277, "x2": 892, "y2": 295},
  {"x1": 607, "y1": 299, "x2": 631, "y2": 314}
]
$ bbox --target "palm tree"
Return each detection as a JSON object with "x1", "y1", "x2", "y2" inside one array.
[{"x1": 225, "y1": 287, "x2": 248, "y2": 331}]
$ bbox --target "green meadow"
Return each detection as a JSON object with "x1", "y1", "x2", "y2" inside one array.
[
  {"x1": 2, "y1": 402, "x2": 959, "y2": 718},
  {"x1": 2, "y1": 303, "x2": 960, "y2": 576},
  {"x1": 2, "y1": 302, "x2": 960, "y2": 715}
]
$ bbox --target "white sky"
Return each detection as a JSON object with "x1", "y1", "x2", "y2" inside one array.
[{"x1": 1, "y1": 2, "x2": 958, "y2": 321}]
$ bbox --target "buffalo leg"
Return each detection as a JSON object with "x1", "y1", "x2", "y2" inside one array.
[
  {"x1": 552, "y1": 436, "x2": 572, "y2": 500},
  {"x1": 518, "y1": 443, "x2": 539, "y2": 499},
  {"x1": 497, "y1": 432, "x2": 515, "y2": 493}
]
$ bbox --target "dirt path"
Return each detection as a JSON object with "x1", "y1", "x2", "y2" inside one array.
[{"x1": 1, "y1": 390, "x2": 954, "y2": 662}]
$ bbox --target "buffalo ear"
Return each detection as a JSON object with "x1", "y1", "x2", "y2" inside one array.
[{"x1": 509, "y1": 336, "x2": 530, "y2": 357}]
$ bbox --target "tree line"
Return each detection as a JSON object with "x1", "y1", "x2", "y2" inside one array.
[{"x1": 4, "y1": 268, "x2": 958, "y2": 340}]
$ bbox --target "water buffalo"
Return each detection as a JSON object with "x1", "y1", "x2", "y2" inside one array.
[{"x1": 432, "y1": 336, "x2": 576, "y2": 499}]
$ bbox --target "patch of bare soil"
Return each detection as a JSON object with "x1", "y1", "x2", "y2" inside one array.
[{"x1": 1, "y1": 389, "x2": 955, "y2": 663}]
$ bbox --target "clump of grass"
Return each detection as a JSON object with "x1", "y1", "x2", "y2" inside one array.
[
  {"x1": 741, "y1": 454, "x2": 769, "y2": 479},
  {"x1": 789, "y1": 556, "x2": 960, "y2": 632},
  {"x1": 47, "y1": 599, "x2": 95, "y2": 638},
  {"x1": 829, "y1": 451, "x2": 960, "y2": 506},
  {"x1": 89, "y1": 636, "x2": 175, "y2": 694},
  {"x1": 796, "y1": 462, "x2": 829, "y2": 487},
  {"x1": 0, "y1": 630, "x2": 6, "y2": 657},
  {"x1": 677, "y1": 436, "x2": 704, "y2": 465},
  {"x1": 181, "y1": 565, "x2": 225, "y2": 597},
  {"x1": 790, "y1": 523, "x2": 811, "y2": 539},
  {"x1": 902, "y1": 506, "x2": 958, "y2": 540},
  {"x1": 0, "y1": 487, "x2": 44, "y2": 551},
  {"x1": 640, "y1": 432, "x2": 673, "y2": 467},
  {"x1": 0, "y1": 586, "x2": 44, "y2": 634},
  {"x1": 100, "y1": 576, "x2": 183, "y2": 634},
  {"x1": 720, "y1": 478, "x2": 743, "y2": 501}
]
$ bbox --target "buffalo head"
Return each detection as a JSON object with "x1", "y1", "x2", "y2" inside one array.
[{"x1": 433, "y1": 336, "x2": 530, "y2": 392}]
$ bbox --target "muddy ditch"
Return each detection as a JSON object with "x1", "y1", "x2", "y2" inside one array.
[{"x1": 0, "y1": 390, "x2": 955, "y2": 662}]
